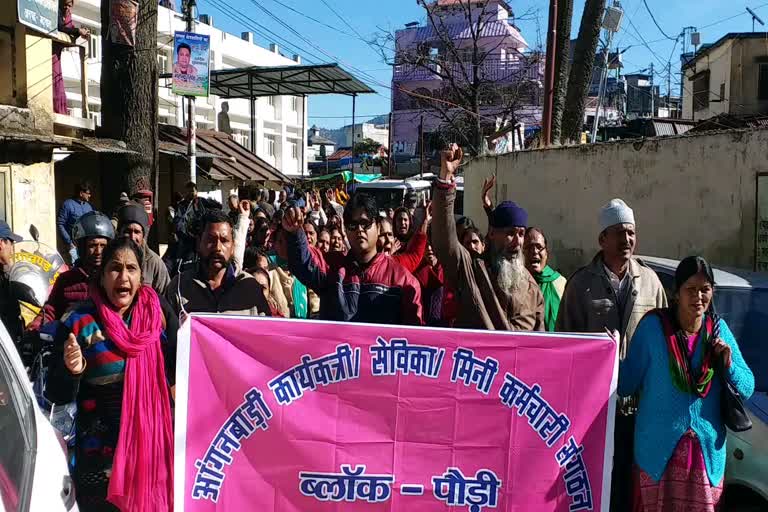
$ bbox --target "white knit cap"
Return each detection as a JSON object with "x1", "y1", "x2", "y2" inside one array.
[{"x1": 599, "y1": 198, "x2": 635, "y2": 232}]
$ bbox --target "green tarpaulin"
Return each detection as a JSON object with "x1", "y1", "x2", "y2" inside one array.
[{"x1": 303, "y1": 172, "x2": 381, "y2": 184}]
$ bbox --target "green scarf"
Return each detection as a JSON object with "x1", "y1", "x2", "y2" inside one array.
[{"x1": 534, "y1": 265, "x2": 563, "y2": 332}]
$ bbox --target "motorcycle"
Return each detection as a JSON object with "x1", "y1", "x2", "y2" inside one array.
[{"x1": 8, "y1": 226, "x2": 75, "y2": 445}]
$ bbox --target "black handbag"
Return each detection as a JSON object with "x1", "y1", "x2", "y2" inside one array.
[{"x1": 721, "y1": 377, "x2": 752, "y2": 432}]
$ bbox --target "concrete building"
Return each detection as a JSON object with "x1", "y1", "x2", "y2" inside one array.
[
  {"x1": 344, "y1": 122, "x2": 389, "y2": 148},
  {"x1": 391, "y1": 0, "x2": 543, "y2": 156},
  {"x1": 61, "y1": 2, "x2": 309, "y2": 176},
  {"x1": 307, "y1": 125, "x2": 336, "y2": 163},
  {"x1": 0, "y1": 2, "x2": 129, "y2": 248},
  {"x1": 682, "y1": 33, "x2": 768, "y2": 121}
]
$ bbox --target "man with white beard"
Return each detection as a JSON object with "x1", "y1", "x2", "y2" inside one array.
[{"x1": 432, "y1": 144, "x2": 544, "y2": 331}]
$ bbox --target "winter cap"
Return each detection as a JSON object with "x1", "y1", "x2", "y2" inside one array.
[
  {"x1": 599, "y1": 198, "x2": 635, "y2": 232},
  {"x1": 489, "y1": 201, "x2": 528, "y2": 229},
  {"x1": 117, "y1": 202, "x2": 150, "y2": 235}
]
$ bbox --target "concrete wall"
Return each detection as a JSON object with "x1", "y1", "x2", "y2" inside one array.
[
  {"x1": 10, "y1": 162, "x2": 56, "y2": 246},
  {"x1": 463, "y1": 129, "x2": 765, "y2": 276}
]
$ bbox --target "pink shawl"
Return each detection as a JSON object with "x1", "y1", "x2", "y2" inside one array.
[{"x1": 92, "y1": 284, "x2": 174, "y2": 511}]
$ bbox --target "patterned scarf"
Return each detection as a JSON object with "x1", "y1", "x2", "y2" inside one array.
[
  {"x1": 91, "y1": 285, "x2": 174, "y2": 511},
  {"x1": 655, "y1": 308, "x2": 716, "y2": 398},
  {"x1": 534, "y1": 265, "x2": 563, "y2": 332}
]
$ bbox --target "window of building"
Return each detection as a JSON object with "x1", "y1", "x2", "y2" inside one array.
[
  {"x1": 264, "y1": 135, "x2": 276, "y2": 157},
  {"x1": 692, "y1": 71, "x2": 710, "y2": 112},
  {"x1": 157, "y1": 51, "x2": 168, "y2": 73},
  {"x1": 290, "y1": 140, "x2": 299, "y2": 160},
  {"x1": 88, "y1": 30, "x2": 101, "y2": 61},
  {"x1": 759, "y1": 63, "x2": 768, "y2": 101},
  {"x1": 291, "y1": 96, "x2": 301, "y2": 112},
  {"x1": 719, "y1": 83, "x2": 726, "y2": 102},
  {"x1": 88, "y1": 111, "x2": 101, "y2": 127},
  {"x1": 267, "y1": 96, "x2": 275, "y2": 107}
]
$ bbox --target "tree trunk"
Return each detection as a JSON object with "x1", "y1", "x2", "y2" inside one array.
[
  {"x1": 560, "y1": 0, "x2": 605, "y2": 143},
  {"x1": 99, "y1": 0, "x2": 159, "y2": 212},
  {"x1": 550, "y1": 0, "x2": 574, "y2": 144}
]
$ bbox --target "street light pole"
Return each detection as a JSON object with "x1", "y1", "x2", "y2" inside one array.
[{"x1": 185, "y1": 0, "x2": 197, "y2": 183}]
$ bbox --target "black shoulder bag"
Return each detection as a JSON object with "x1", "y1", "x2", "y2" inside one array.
[{"x1": 714, "y1": 318, "x2": 752, "y2": 432}]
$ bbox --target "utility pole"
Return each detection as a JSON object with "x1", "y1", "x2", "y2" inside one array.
[
  {"x1": 185, "y1": 0, "x2": 197, "y2": 183},
  {"x1": 387, "y1": 112, "x2": 394, "y2": 177},
  {"x1": 541, "y1": 0, "x2": 559, "y2": 146},
  {"x1": 666, "y1": 62, "x2": 672, "y2": 117},
  {"x1": 591, "y1": 2, "x2": 622, "y2": 143},
  {"x1": 649, "y1": 62, "x2": 655, "y2": 117},
  {"x1": 419, "y1": 114, "x2": 424, "y2": 178}
]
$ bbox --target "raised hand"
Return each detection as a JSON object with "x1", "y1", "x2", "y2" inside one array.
[
  {"x1": 440, "y1": 143, "x2": 463, "y2": 181},
  {"x1": 482, "y1": 175, "x2": 496, "y2": 210},
  {"x1": 63, "y1": 333, "x2": 85, "y2": 375},
  {"x1": 282, "y1": 207, "x2": 304, "y2": 234}
]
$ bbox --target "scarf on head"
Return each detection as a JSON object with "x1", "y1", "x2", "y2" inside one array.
[
  {"x1": 534, "y1": 265, "x2": 563, "y2": 332},
  {"x1": 91, "y1": 284, "x2": 174, "y2": 511},
  {"x1": 654, "y1": 308, "x2": 716, "y2": 398}
]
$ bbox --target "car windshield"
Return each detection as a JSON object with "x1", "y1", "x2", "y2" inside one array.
[
  {"x1": 358, "y1": 188, "x2": 404, "y2": 210},
  {"x1": 715, "y1": 287, "x2": 768, "y2": 392}
]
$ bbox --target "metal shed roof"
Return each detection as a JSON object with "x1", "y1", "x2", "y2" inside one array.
[
  {"x1": 158, "y1": 124, "x2": 289, "y2": 183},
  {"x1": 162, "y1": 64, "x2": 375, "y2": 99}
]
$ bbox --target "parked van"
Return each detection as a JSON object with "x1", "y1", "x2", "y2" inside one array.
[{"x1": 355, "y1": 178, "x2": 432, "y2": 211}]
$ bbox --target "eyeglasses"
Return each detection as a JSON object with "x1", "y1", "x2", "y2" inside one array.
[{"x1": 346, "y1": 218, "x2": 375, "y2": 232}]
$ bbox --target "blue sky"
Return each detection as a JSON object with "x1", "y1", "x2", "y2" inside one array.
[{"x1": 198, "y1": 0, "x2": 768, "y2": 128}]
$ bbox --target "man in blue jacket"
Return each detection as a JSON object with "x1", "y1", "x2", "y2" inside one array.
[
  {"x1": 57, "y1": 180, "x2": 93, "y2": 264},
  {"x1": 282, "y1": 193, "x2": 423, "y2": 326}
]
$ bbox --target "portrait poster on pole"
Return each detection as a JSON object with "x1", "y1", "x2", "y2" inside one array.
[{"x1": 172, "y1": 31, "x2": 210, "y2": 97}]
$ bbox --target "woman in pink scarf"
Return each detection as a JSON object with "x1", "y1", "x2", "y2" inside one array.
[{"x1": 46, "y1": 237, "x2": 175, "y2": 511}]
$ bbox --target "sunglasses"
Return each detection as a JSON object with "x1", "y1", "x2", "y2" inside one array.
[{"x1": 346, "y1": 218, "x2": 375, "y2": 232}]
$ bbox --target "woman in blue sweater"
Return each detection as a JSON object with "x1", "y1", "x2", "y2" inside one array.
[{"x1": 619, "y1": 256, "x2": 754, "y2": 511}]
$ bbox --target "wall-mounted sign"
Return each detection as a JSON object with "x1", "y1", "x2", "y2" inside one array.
[{"x1": 17, "y1": 0, "x2": 58, "y2": 35}]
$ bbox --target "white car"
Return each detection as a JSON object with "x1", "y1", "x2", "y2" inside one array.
[{"x1": 0, "y1": 322, "x2": 77, "y2": 511}]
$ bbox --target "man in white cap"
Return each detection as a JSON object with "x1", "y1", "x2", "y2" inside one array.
[{"x1": 556, "y1": 198, "x2": 666, "y2": 511}]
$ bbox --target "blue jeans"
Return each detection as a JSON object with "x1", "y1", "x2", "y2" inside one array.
[{"x1": 68, "y1": 246, "x2": 78, "y2": 266}]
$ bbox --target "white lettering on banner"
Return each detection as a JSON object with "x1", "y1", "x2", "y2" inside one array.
[
  {"x1": 268, "y1": 343, "x2": 361, "y2": 405},
  {"x1": 556, "y1": 437, "x2": 594, "y2": 511},
  {"x1": 370, "y1": 337, "x2": 446, "y2": 378},
  {"x1": 432, "y1": 468, "x2": 502, "y2": 512},
  {"x1": 299, "y1": 465, "x2": 395, "y2": 503},
  {"x1": 499, "y1": 373, "x2": 571, "y2": 447},
  {"x1": 191, "y1": 388, "x2": 272, "y2": 503}
]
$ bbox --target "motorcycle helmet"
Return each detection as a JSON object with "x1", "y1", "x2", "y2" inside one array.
[{"x1": 72, "y1": 211, "x2": 115, "y2": 242}]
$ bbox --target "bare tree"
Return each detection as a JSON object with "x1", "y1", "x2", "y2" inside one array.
[
  {"x1": 99, "y1": 0, "x2": 159, "y2": 208},
  {"x1": 560, "y1": 0, "x2": 605, "y2": 143},
  {"x1": 375, "y1": 0, "x2": 543, "y2": 156},
  {"x1": 550, "y1": 0, "x2": 574, "y2": 143}
]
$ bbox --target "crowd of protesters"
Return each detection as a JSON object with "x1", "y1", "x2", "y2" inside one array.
[{"x1": 0, "y1": 144, "x2": 745, "y2": 511}]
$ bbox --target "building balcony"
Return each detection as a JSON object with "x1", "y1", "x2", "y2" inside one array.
[{"x1": 393, "y1": 58, "x2": 543, "y2": 83}]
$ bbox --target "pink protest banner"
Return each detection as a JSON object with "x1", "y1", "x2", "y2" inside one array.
[{"x1": 175, "y1": 315, "x2": 618, "y2": 512}]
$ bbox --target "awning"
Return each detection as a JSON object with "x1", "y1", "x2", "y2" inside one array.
[
  {"x1": 158, "y1": 124, "x2": 289, "y2": 183},
  {"x1": 159, "y1": 141, "x2": 232, "y2": 161},
  {"x1": 161, "y1": 64, "x2": 376, "y2": 98},
  {"x1": 0, "y1": 131, "x2": 137, "y2": 154}
]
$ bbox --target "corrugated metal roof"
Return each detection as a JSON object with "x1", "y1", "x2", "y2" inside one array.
[
  {"x1": 161, "y1": 64, "x2": 375, "y2": 99},
  {"x1": 158, "y1": 124, "x2": 290, "y2": 183}
]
